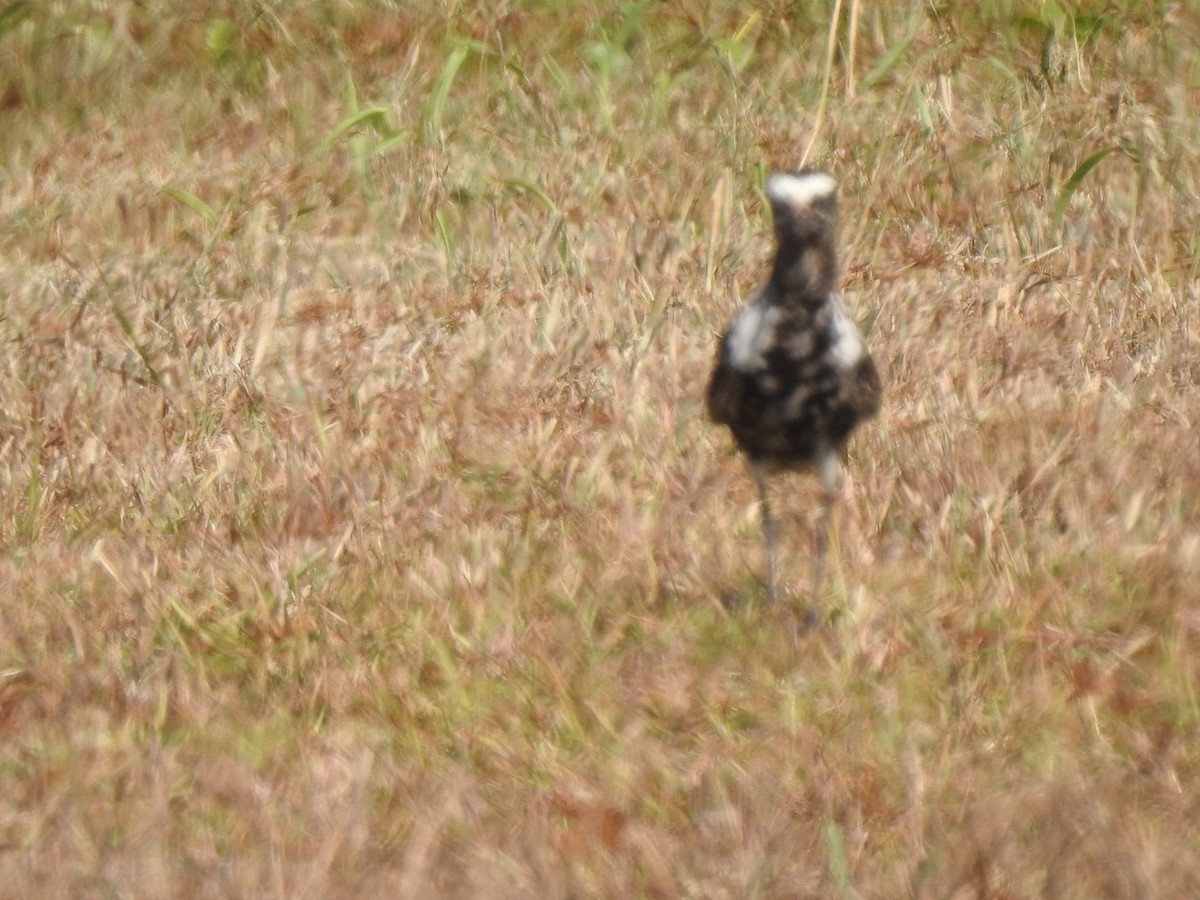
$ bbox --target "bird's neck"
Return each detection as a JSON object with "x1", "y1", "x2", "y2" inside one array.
[{"x1": 770, "y1": 239, "x2": 838, "y2": 304}]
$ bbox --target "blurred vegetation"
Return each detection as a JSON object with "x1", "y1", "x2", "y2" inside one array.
[{"x1": 1, "y1": 1, "x2": 1198, "y2": 896}]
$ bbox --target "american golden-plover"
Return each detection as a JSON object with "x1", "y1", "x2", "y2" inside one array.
[{"x1": 707, "y1": 170, "x2": 881, "y2": 624}]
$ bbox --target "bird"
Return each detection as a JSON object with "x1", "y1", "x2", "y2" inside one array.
[{"x1": 707, "y1": 169, "x2": 881, "y2": 624}]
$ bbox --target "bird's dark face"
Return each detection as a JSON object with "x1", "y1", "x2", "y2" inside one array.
[{"x1": 772, "y1": 199, "x2": 837, "y2": 245}]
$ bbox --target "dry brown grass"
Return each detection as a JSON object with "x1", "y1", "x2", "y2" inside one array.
[{"x1": 1, "y1": 1, "x2": 1199, "y2": 897}]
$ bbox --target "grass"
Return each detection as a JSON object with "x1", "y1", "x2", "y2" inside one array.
[{"x1": 1, "y1": 0, "x2": 1199, "y2": 896}]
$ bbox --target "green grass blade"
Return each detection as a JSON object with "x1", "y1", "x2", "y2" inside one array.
[
  {"x1": 422, "y1": 40, "x2": 487, "y2": 141},
  {"x1": 434, "y1": 207, "x2": 454, "y2": 272},
  {"x1": 322, "y1": 107, "x2": 405, "y2": 151},
  {"x1": 824, "y1": 819, "x2": 853, "y2": 898},
  {"x1": 911, "y1": 87, "x2": 934, "y2": 136},
  {"x1": 860, "y1": 33, "x2": 915, "y2": 91},
  {"x1": 163, "y1": 186, "x2": 218, "y2": 226},
  {"x1": 1052, "y1": 147, "x2": 1116, "y2": 235},
  {"x1": 109, "y1": 299, "x2": 162, "y2": 387},
  {"x1": 377, "y1": 131, "x2": 409, "y2": 154},
  {"x1": 985, "y1": 55, "x2": 1023, "y2": 89},
  {"x1": 499, "y1": 178, "x2": 558, "y2": 216}
]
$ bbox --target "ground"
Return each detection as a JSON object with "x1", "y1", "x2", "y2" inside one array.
[{"x1": 1, "y1": 2, "x2": 1198, "y2": 897}]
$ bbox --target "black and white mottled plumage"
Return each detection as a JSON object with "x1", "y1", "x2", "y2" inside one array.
[{"x1": 707, "y1": 170, "x2": 881, "y2": 618}]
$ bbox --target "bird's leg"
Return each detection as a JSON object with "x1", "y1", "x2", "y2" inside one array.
[
  {"x1": 752, "y1": 462, "x2": 779, "y2": 606},
  {"x1": 806, "y1": 450, "x2": 841, "y2": 630}
]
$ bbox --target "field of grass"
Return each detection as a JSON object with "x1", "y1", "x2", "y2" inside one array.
[{"x1": 2, "y1": 1, "x2": 1199, "y2": 896}]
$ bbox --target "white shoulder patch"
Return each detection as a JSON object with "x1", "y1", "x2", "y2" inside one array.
[
  {"x1": 766, "y1": 172, "x2": 837, "y2": 211},
  {"x1": 726, "y1": 301, "x2": 780, "y2": 371},
  {"x1": 827, "y1": 294, "x2": 865, "y2": 369}
]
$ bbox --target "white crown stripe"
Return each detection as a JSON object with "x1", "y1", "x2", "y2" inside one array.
[{"x1": 765, "y1": 172, "x2": 837, "y2": 209}]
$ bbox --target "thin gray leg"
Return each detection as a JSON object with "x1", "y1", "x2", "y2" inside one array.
[
  {"x1": 752, "y1": 462, "x2": 779, "y2": 605},
  {"x1": 807, "y1": 449, "x2": 841, "y2": 629}
]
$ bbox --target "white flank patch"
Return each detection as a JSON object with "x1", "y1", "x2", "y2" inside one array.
[
  {"x1": 828, "y1": 295, "x2": 865, "y2": 369},
  {"x1": 727, "y1": 301, "x2": 780, "y2": 371},
  {"x1": 765, "y1": 171, "x2": 837, "y2": 210}
]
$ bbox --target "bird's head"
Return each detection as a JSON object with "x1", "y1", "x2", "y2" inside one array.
[
  {"x1": 764, "y1": 170, "x2": 840, "y2": 300},
  {"x1": 765, "y1": 170, "x2": 838, "y2": 241}
]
